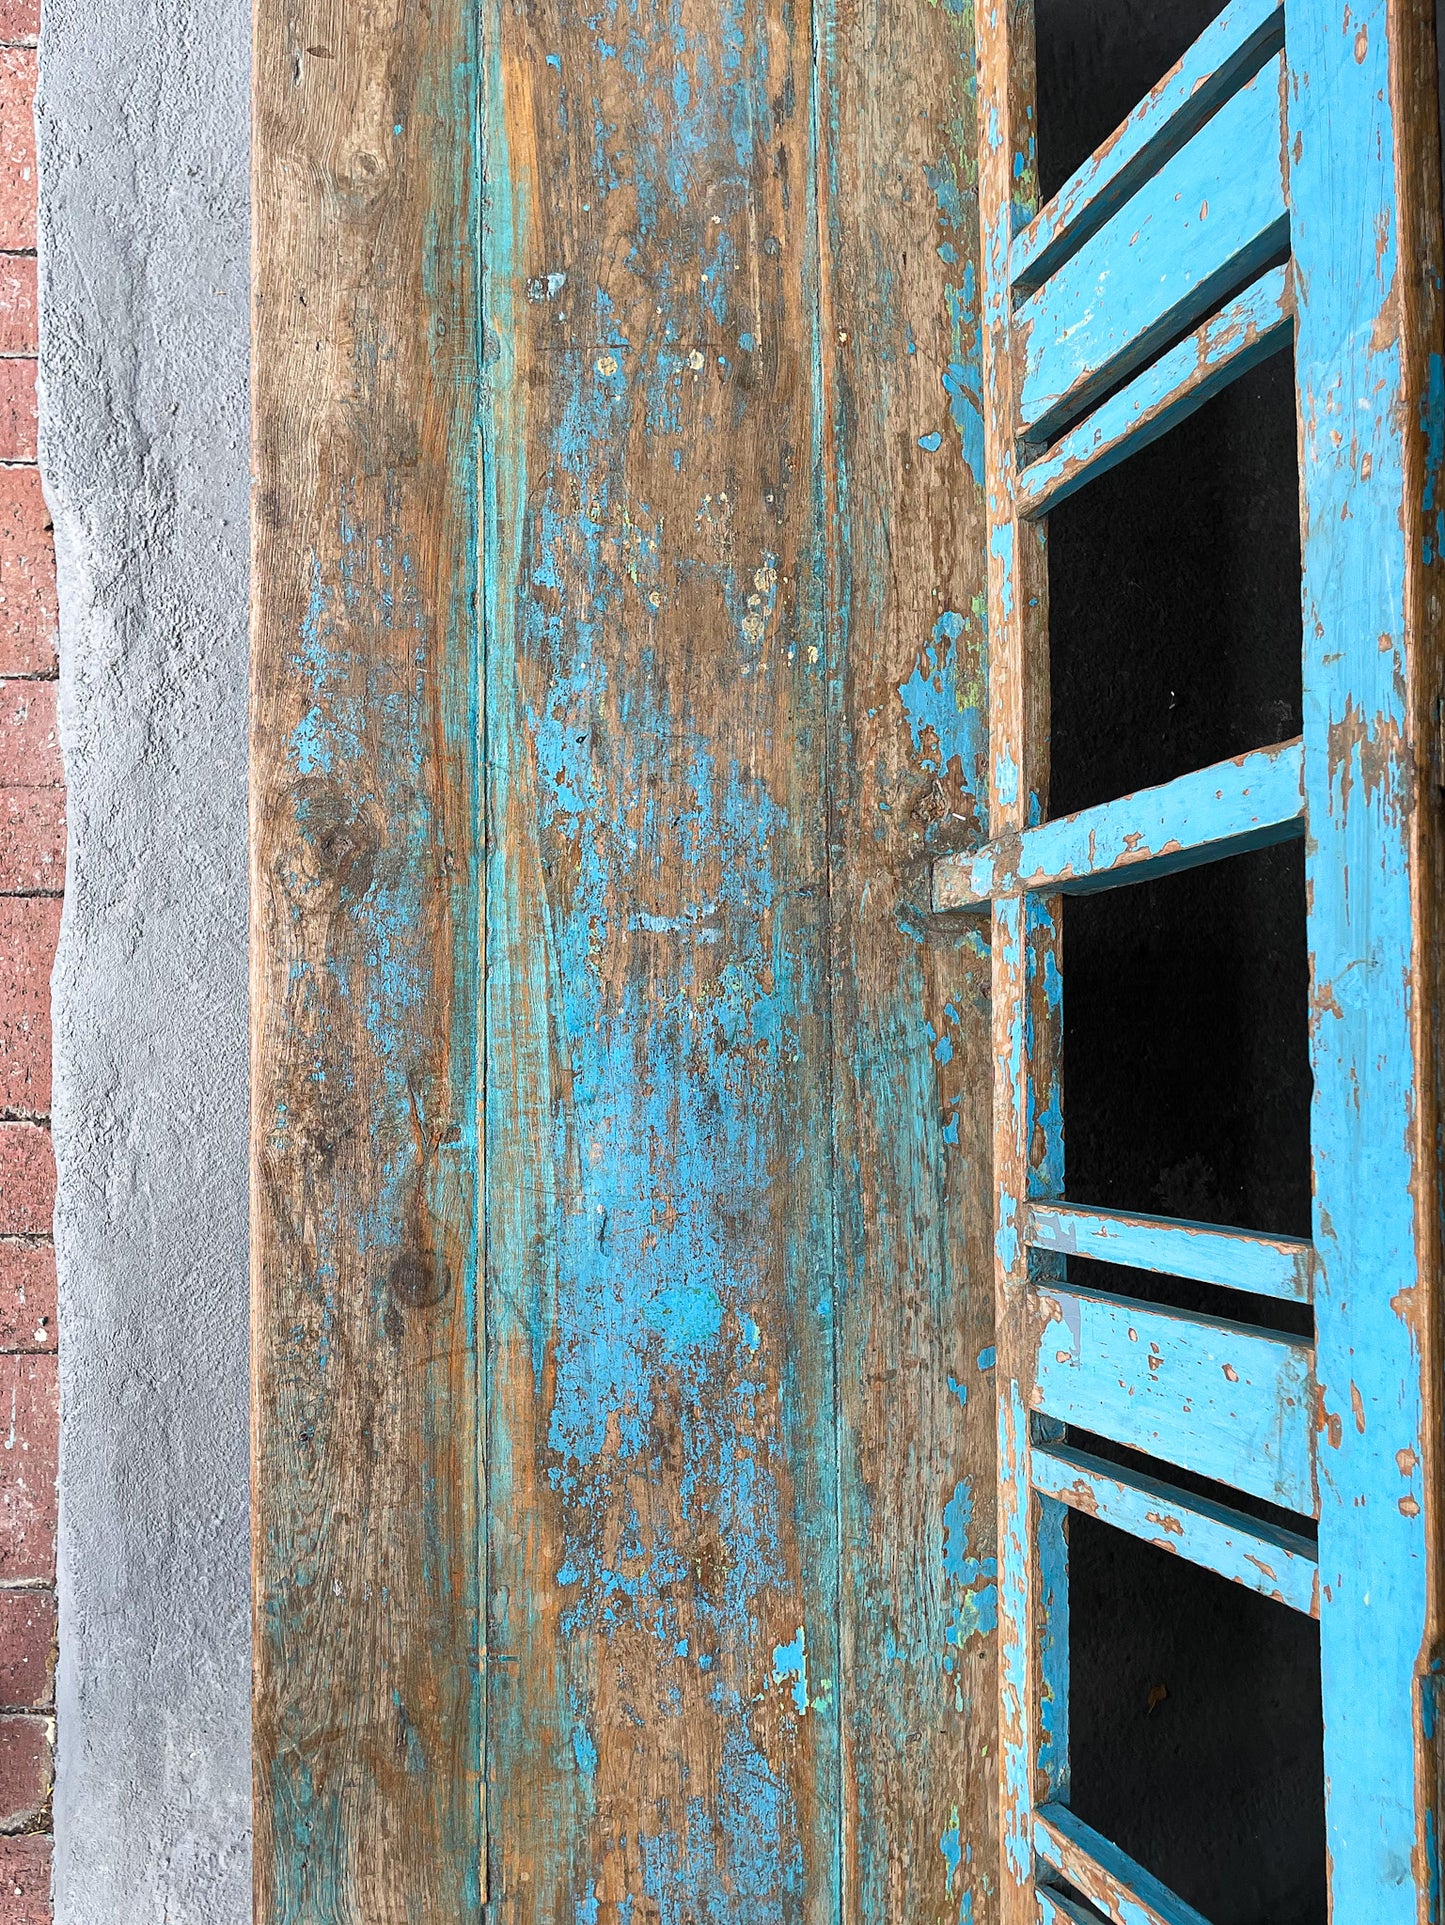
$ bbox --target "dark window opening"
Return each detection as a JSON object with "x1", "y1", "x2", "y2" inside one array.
[
  {"x1": 1046, "y1": 348, "x2": 1303, "y2": 822},
  {"x1": 1035, "y1": 0, "x2": 1230, "y2": 204},
  {"x1": 1061, "y1": 842, "x2": 1313, "y2": 1243},
  {"x1": 1068, "y1": 1515, "x2": 1326, "y2": 1925}
]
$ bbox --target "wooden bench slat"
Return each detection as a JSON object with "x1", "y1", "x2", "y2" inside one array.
[
  {"x1": 1016, "y1": 53, "x2": 1287, "y2": 440},
  {"x1": 1025, "y1": 1200, "x2": 1314, "y2": 1304},
  {"x1": 1016, "y1": 266, "x2": 1292, "y2": 518},
  {"x1": 1032, "y1": 1441, "x2": 1320, "y2": 1615},
  {"x1": 1030, "y1": 1286, "x2": 1318, "y2": 1516},
  {"x1": 1011, "y1": 0, "x2": 1283, "y2": 294},
  {"x1": 931, "y1": 739, "x2": 1304, "y2": 911},
  {"x1": 1036, "y1": 1805, "x2": 1215, "y2": 1925},
  {"x1": 1036, "y1": 1887, "x2": 1101, "y2": 1925}
]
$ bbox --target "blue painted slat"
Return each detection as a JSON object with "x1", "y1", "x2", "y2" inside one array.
[
  {"x1": 1016, "y1": 266, "x2": 1292, "y2": 519},
  {"x1": 1036, "y1": 1888, "x2": 1098, "y2": 1925},
  {"x1": 932, "y1": 738, "x2": 1304, "y2": 911},
  {"x1": 1031, "y1": 1284, "x2": 1318, "y2": 1515},
  {"x1": 1035, "y1": 1804, "x2": 1213, "y2": 1925},
  {"x1": 1015, "y1": 52, "x2": 1288, "y2": 440},
  {"x1": 1025, "y1": 1200, "x2": 1315, "y2": 1303},
  {"x1": 1032, "y1": 1441, "x2": 1320, "y2": 1615},
  {"x1": 1010, "y1": 0, "x2": 1283, "y2": 294}
]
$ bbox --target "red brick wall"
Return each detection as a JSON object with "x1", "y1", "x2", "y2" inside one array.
[{"x1": 0, "y1": 0, "x2": 57, "y2": 1916}]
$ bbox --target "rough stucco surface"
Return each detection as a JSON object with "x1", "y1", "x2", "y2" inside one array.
[{"x1": 36, "y1": 1, "x2": 251, "y2": 1917}]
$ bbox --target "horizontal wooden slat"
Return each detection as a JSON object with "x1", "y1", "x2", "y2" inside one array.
[
  {"x1": 1037, "y1": 1888, "x2": 1099, "y2": 1925},
  {"x1": 1031, "y1": 1285, "x2": 1318, "y2": 1515},
  {"x1": 1015, "y1": 52, "x2": 1287, "y2": 440},
  {"x1": 1032, "y1": 1441, "x2": 1320, "y2": 1614},
  {"x1": 1026, "y1": 1200, "x2": 1314, "y2": 1303},
  {"x1": 1016, "y1": 266, "x2": 1292, "y2": 518},
  {"x1": 1036, "y1": 1804, "x2": 1213, "y2": 1925},
  {"x1": 1010, "y1": 0, "x2": 1283, "y2": 293},
  {"x1": 931, "y1": 739, "x2": 1304, "y2": 911}
]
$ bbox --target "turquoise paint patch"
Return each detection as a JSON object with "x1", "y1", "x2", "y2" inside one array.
[
  {"x1": 290, "y1": 705, "x2": 332, "y2": 776},
  {"x1": 1421, "y1": 353, "x2": 1444, "y2": 565},
  {"x1": 918, "y1": 430, "x2": 944, "y2": 452},
  {"x1": 771, "y1": 1626, "x2": 808, "y2": 1714},
  {"x1": 572, "y1": 1724, "x2": 599, "y2": 1778},
  {"x1": 977, "y1": 1346, "x2": 995, "y2": 1371},
  {"x1": 897, "y1": 610, "x2": 987, "y2": 807}
]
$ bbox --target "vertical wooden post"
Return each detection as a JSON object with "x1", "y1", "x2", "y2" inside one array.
[
  {"x1": 1287, "y1": 0, "x2": 1445, "y2": 1914},
  {"x1": 250, "y1": 4, "x2": 484, "y2": 1917},
  {"x1": 976, "y1": 5, "x2": 1068, "y2": 1923}
]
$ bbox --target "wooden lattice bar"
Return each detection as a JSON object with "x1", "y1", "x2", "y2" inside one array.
[{"x1": 951, "y1": 0, "x2": 1445, "y2": 1916}]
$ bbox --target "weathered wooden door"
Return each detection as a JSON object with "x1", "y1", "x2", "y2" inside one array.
[
  {"x1": 250, "y1": 0, "x2": 999, "y2": 1919},
  {"x1": 933, "y1": 0, "x2": 1445, "y2": 1919}
]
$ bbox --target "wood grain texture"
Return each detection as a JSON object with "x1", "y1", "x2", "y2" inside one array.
[
  {"x1": 478, "y1": 0, "x2": 843, "y2": 1913},
  {"x1": 250, "y1": 2, "x2": 484, "y2": 1917},
  {"x1": 817, "y1": 0, "x2": 999, "y2": 1915},
  {"x1": 975, "y1": 8, "x2": 1068, "y2": 1924},
  {"x1": 254, "y1": 0, "x2": 1004, "y2": 1907}
]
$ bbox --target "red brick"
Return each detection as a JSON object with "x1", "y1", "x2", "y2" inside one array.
[
  {"x1": 0, "y1": 1245, "x2": 49, "y2": 1353},
  {"x1": 0, "y1": 794, "x2": 60, "y2": 897},
  {"x1": 0, "y1": 1130, "x2": 49, "y2": 1239},
  {"x1": 0, "y1": 685, "x2": 56, "y2": 791},
  {"x1": 0, "y1": 1835, "x2": 48, "y2": 1923},
  {"x1": 0, "y1": 473, "x2": 52, "y2": 681},
  {"x1": 0, "y1": 1356, "x2": 54, "y2": 1583},
  {"x1": 0, "y1": 899, "x2": 53, "y2": 1117},
  {"x1": 0, "y1": 265, "x2": 33, "y2": 362},
  {"x1": 0, "y1": 1592, "x2": 50, "y2": 1711},
  {"x1": 0, "y1": 1716, "x2": 47, "y2": 1829},
  {"x1": 0, "y1": 0, "x2": 38, "y2": 41},
  {"x1": 0, "y1": 366, "x2": 35, "y2": 466},
  {"x1": 0, "y1": 55, "x2": 34, "y2": 255}
]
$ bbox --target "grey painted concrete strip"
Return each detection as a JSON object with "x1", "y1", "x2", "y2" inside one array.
[{"x1": 36, "y1": 1, "x2": 251, "y2": 1917}]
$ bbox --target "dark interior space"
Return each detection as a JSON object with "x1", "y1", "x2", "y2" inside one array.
[
  {"x1": 1035, "y1": 3, "x2": 1324, "y2": 1918},
  {"x1": 1067, "y1": 1515, "x2": 1327, "y2": 1925},
  {"x1": 1035, "y1": 0, "x2": 1227, "y2": 203},
  {"x1": 1046, "y1": 349, "x2": 1303, "y2": 821},
  {"x1": 1061, "y1": 844, "x2": 1313, "y2": 1245}
]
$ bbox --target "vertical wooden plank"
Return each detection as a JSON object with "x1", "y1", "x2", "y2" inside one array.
[
  {"x1": 479, "y1": 0, "x2": 842, "y2": 1913},
  {"x1": 975, "y1": 6, "x2": 1068, "y2": 1924},
  {"x1": 1286, "y1": 0, "x2": 1445, "y2": 1915},
  {"x1": 816, "y1": 0, "x2": 1001, "y2": 1916},
  {"x1": 250, "y1": 2, "x2": 484, "y2": 1918}
]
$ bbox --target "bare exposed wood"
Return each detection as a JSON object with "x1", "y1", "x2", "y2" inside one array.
[
  {"x1": 250, "y1": 2, "x2": 483, "y2": 1917},
  {"x1": 818, "y1": 0, "x2": 998, "y2": 1911},
  {"x1": 976, "y1": 8, "x2": 1067, "y2": 1924}
]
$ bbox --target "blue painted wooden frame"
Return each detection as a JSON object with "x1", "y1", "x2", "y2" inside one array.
[{"x1": 961, "y1": 0, "x2": 1445, "y2": 1918}]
